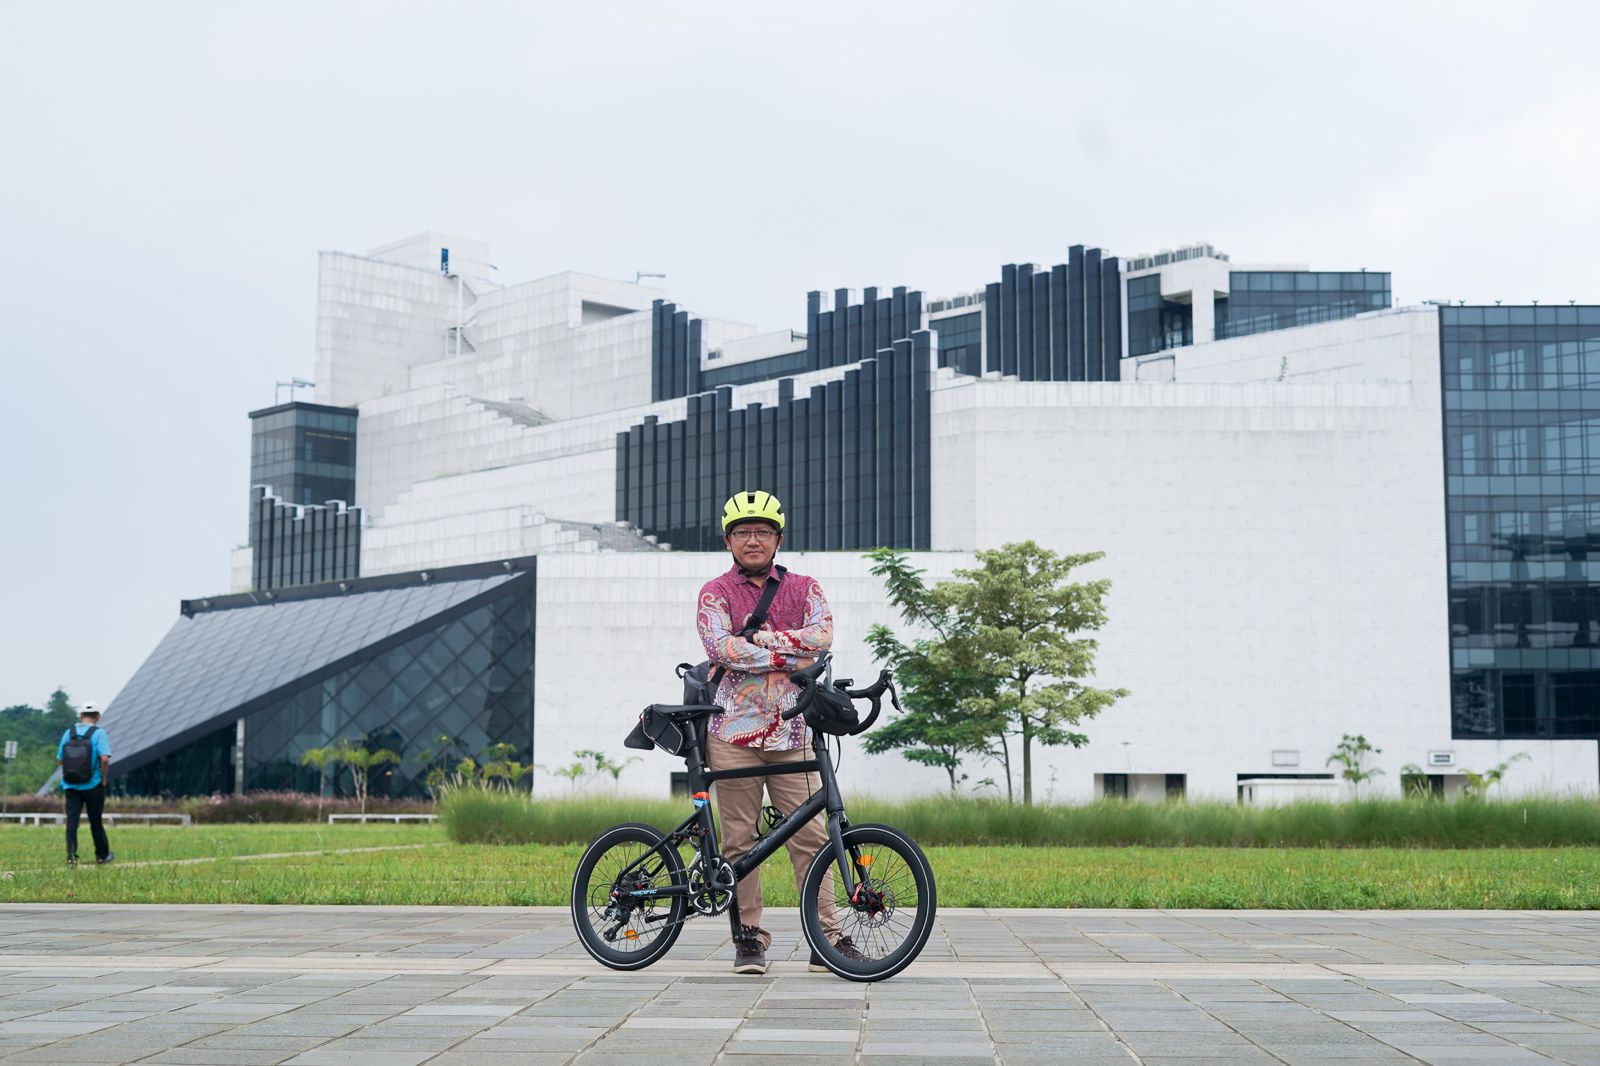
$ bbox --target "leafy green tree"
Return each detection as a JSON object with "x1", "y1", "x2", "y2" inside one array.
[
  {"x1": 864, "y1": 543, "x2": 1127, "y2": 805},
  {"x1": 862, "y1": 550, "x2": 1001, "y2": 793},
  {"x1": 0, "y1": 690, "x2": 80, "y2": 794},
  {"x1": 1327, "y1": 734, "x2": 1383, "y2": 794},
  {"x1": 934, "y1": 542, "x2": 1127, "y2": 805},
  {"x1": 45, "y1": 689, "x2": 76, "y2": 724}
]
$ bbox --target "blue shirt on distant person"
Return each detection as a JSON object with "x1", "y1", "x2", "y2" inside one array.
[{"x1": 57, "y1": 724, "x2": 112, "y2": 790}]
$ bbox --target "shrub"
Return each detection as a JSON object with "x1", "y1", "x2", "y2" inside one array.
[
  {"x1": 439, "y1": 789, "x2": 1600, "y2": 848},
  {"x1": 0, "y1": 791, "x2": 434, "y2": 822},
  {"x1": 182, "y1": 791, "x2": 434, "y2": 824},
  {"x1": 0, "y1": 793, "x2": 172, "y2": 814},
  {"x1": 440, "y1": 785, "x2": 668, "y2": 845}
]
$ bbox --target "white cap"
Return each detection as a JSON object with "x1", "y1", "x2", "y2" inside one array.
[{"x1": 80, "y1": 701, "x2": 102, "y2": 717}]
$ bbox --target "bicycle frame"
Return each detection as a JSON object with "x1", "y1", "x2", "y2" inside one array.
[{"x1": 610, "y1": 725, "x2": 859, "y2": 910}]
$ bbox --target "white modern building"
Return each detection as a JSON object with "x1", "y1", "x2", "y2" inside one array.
[{"x1": 104, "y1": 232, "x2": 1600, "y2": 801}]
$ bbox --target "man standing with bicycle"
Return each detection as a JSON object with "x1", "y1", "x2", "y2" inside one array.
[{"x1": 698, "y1": 490, "x2": 865, "y2": 974}]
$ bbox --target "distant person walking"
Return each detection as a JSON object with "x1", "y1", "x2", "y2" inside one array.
[{"x1": 58, "y1": 701, "x2": 113, "y2": 867}]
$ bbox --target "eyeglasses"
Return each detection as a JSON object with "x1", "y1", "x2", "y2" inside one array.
[{"x1": 728, "y1": 528, "x2": 777, "y2": 543}]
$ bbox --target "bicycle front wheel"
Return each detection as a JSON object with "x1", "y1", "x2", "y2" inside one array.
[
  {"x1": 800, "y1": 822, "x2": 936, "y2": 982},
  {"x1": 570, "y1": 822, "x2": 687, "y2": 970}
]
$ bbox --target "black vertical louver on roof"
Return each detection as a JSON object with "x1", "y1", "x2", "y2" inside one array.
[
  {"x1": 980, "y1": 245, "x2": 1123, "y2": 383},
  {"x1": 248, "y1": 486, "x2": 361, "y2": 593},
  {"x1": 805, "y1": 285, "x2": 924, "y2": 372},
  {"x1": 651, "y1": 299, "x2": 704, "y2": 401},
  {"x1": 615, "y1": 330, "x2": 936, "y2": 552}
]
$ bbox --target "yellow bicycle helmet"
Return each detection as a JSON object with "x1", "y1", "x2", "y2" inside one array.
[{"x1": 721, "y1": 490, "x2": 786, "y2": 531}]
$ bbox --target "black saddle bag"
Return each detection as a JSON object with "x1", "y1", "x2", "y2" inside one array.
[{"x1": 625, "y1": 708, "x2": 692, "y2": 756}]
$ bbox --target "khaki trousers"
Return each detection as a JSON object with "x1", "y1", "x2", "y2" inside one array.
[{"x1": 707, "y1": 735, "x2": 840, "y2": 950}]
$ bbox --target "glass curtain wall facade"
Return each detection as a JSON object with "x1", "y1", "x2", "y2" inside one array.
[
  {"x1": 109, "y1": 563, "x2": 535, "y2": 798},
  {"x1": 249, "y1": 402, "x2": 358, "y2": 510},
  {"x1": 931, "y1": 312, "x2": 982, "y2": 375},
  {"x1": 120, "y1": 725, "x2": 235, "y2": 798},
  {"x1": 1443, "y1": 305, "x2": 1600, "y2": 739},
  {"x1": 242, "y1": 581, "x2": 533, "y2": 798},
  {"x1": 617, "y1": 332, "x2": 934, "y2": 551},
  {"x1": 1126, "y1": 275, "x2": 1194, "y2": 358},
  {"x1": 701, "y1": 347, "x2": 809, "y2": 390},
  {"x1": 1217, "y1": 272, "x2": 1390, "y2": 340}
]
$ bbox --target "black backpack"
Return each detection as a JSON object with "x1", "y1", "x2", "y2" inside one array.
[{"x1": 61, "y1": 725, "x2": 97, "y2": 785}]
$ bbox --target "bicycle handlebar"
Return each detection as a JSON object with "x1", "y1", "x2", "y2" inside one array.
[{"x1": 780, "y1": 654, "x2": 900, "y2": 736}]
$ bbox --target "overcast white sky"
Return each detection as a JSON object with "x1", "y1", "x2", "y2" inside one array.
[{"x1": 3, "y1": 0, "x2": 1599, "y2": 711}]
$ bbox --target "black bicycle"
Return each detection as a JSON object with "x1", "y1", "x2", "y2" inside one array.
[{"x1": 569, "y1": 655, "x2": 937, "y2": 982}]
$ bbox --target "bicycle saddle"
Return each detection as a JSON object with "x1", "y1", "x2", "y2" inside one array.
[{"x1": 647, "y1": 703, "x2": 720, "y2": 721}]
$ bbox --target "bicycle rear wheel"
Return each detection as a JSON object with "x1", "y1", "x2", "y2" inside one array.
[
  {"x1": 800, "y1": 822, "x2": 936, "y2": 982},
  {"x1": 571, "y1": 822, "x2": 687, "y2": 970}
]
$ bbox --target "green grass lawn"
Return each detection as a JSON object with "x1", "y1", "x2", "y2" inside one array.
[
  {"x1": 0, "y1": 822, "x2": 444, "y2": 868},
  {"x1": 1, "y1": 824, "x2": 1596, "y2": 908}
]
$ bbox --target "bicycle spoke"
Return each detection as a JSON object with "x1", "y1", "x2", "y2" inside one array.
[
  {"x1": 820, "y1": 838, "x2": 929, "y2": 963},
  {"x1": 581, "y1": 839, "x2": 678, "y2": 954}
]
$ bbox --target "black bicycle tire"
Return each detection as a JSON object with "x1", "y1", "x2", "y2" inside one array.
[
  {"x1": 570, "y1": 822, "x2": 688, "y2": 970},
  {"x1": 799, "y1": 822, "x2": 937, "y2": 982}
]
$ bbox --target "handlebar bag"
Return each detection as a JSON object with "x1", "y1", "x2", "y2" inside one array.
[{"x1": 803, "y1": 685, "x2": 861, "y2": 736}]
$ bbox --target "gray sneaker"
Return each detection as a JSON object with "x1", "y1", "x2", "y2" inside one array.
[
  {"x1": 732, "y1": 925, "x2": 768, "y2": 975},
  {"x1": 809, "y1": 935, "x2": 867, "y2": 972}
]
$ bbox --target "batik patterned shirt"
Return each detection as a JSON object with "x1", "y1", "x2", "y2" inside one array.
[{"x1": 697, "y1": 564, "x2": 833, "y2": 750}]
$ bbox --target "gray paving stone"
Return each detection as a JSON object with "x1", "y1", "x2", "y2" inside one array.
[
  {"x1": 722, "y1": 1056, "x2": 853, "y2": 1066},
  {"x1": 189, "y1": 1035, "x2": 331, "y2": 1052},
  {"x1": 138, "y1": 1051, "x2": 298, "y2": 1065},
  {"x1": 1252, "y1": 1047, "x2": 1412, "y2": 1061},
  {"x1": 992, "y1": 1049, "x2": 1145, "y2": 1056},
  {"x1": 1380, "y1": 1048, "x2": 1559, "y2": 1062},
  {"x1": 571, "y1": 1054, "x2": 719, "y2": 1065},
  {"x1": 1, "y1": 906, "x2": 1598, "y2": 1065},
  {"x1": 282, "y1": 1052, "x2": 433, "y2": 1066},
  {"x1": 425, "y1": 1049, "x2": 576, "y2": 1056},
  {"x1": 1132, "y1": 1049, "x2": 1280, "y2": 1056}
]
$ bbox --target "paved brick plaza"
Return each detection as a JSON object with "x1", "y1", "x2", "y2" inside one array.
[{"x1": 1, "y1": 906, "x2": 1598, "y2": 1064}]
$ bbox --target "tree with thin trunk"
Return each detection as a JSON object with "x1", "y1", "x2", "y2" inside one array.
[
  {"x1": 301, "y1": 740, "x2": 401, "y2": 815},
  {"x1": 1326, "y1": 733, "x2": 1383, "y2": 796},
  {"x1": 862, "y1": 550, "x2": 1003, "y2": 794},
  {"x1": 932, "y1": 541, "x2": 1128, "y2": 806}
]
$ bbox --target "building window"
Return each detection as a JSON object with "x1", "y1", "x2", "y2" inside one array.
[
  {"x1": 931, "y1": 312, "x2": 982, "y2": 374},
  {"x1": 1164, "y1": 773, "x2": 1186, "y2": 800},
  {"x1": 1102, "y1": 773, "x2": 1128, "y2": 799},
  {"x1": 1126, "y1": 275, "x2": 1193, "y2": 357},
  {"x1": 1217, "y1": 271, "x2": 1391, "y2": 340}
]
